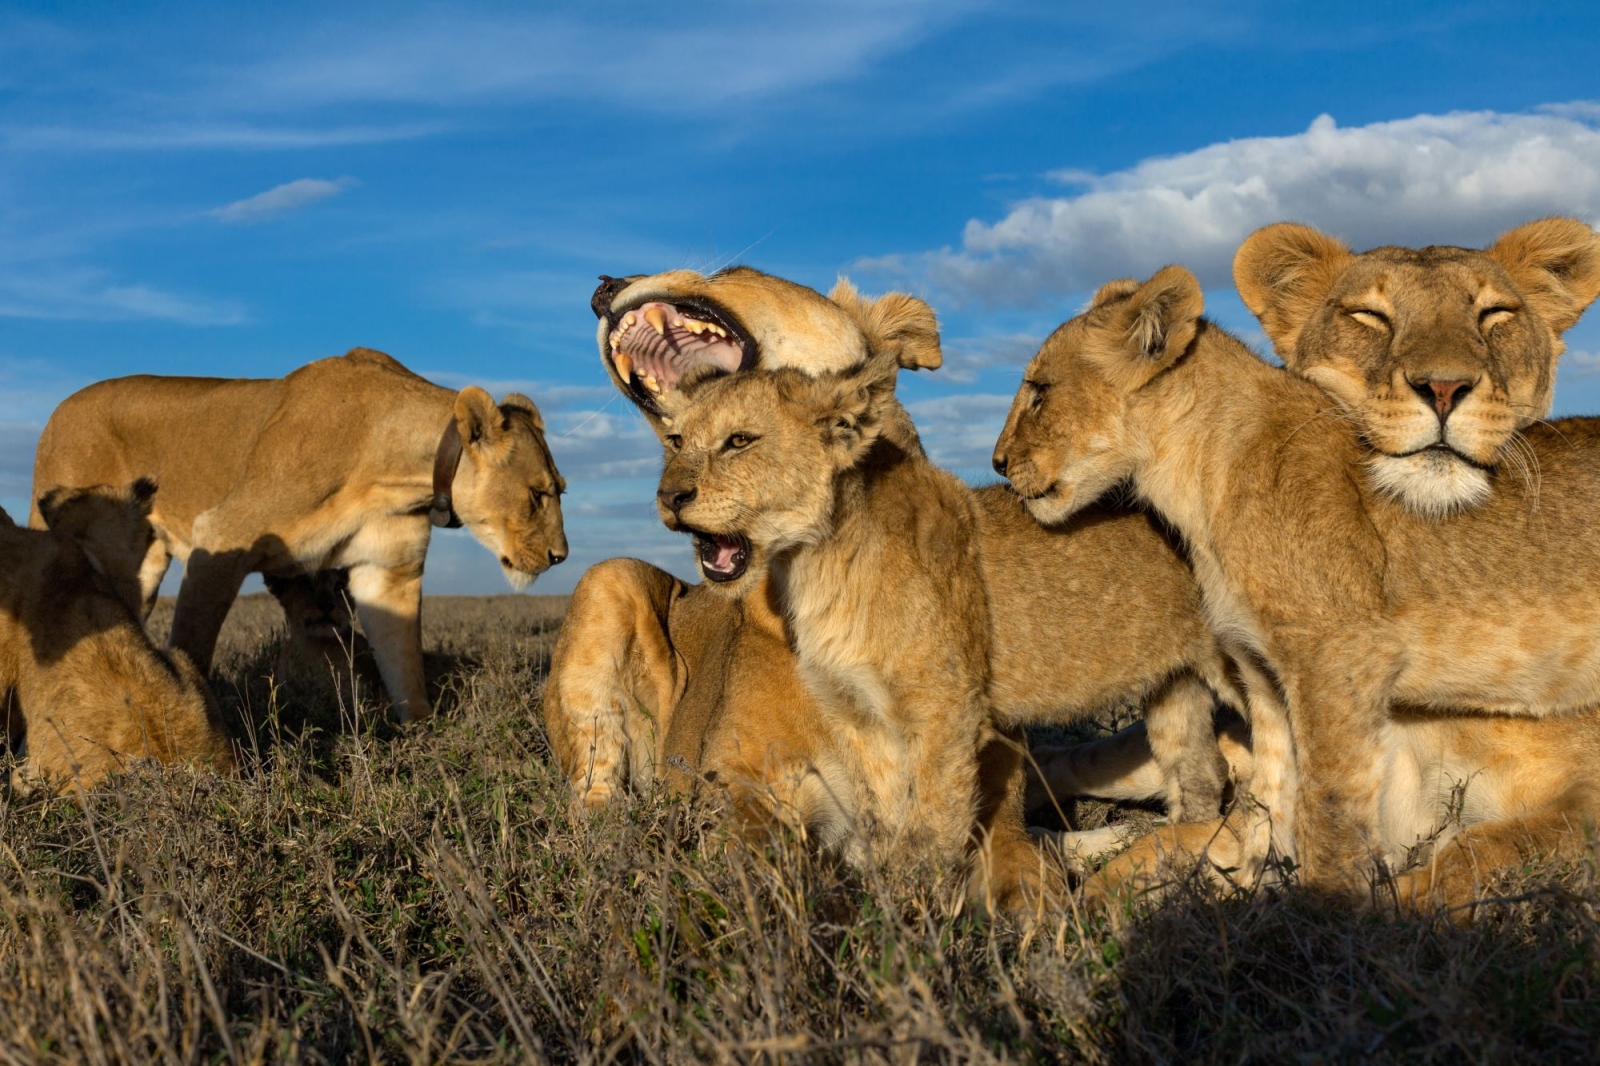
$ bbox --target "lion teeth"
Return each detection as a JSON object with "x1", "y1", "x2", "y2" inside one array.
[
  {"x1": 621, "y1": 312, "x2": 637, "y2": 330},
  {"x1": 642, "y1": 374, "x2": 661, "y2": 394},
  {"x1": 683, "y1": 319, "x2": 707, "y2": 335},
  {"x1": 614, "y1": 351, "x2": 634, "y2": 381},
  {"x1": 706, "y1": 322, "x2": 727, "y2": 337},
  {"x1": 644, "y1": 307, "x2": 668, "y2": 336}
]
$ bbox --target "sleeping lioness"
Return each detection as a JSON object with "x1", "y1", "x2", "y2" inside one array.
[
  {"x1": 1233, "y1": 217, "x2": 1600, "y2": 517},
  {"x1": 32, "y1": 348, "x2": 568, "y2": 722},
  {"x1": 994, "y1": 265, "x2": 1600, "y2": 896},
  {"x1": 3, "y1": 481, "x2": 234, "y2": 793},
  {"x1": 545, "y1": 268, "x2": 1238, "y2": 908}
]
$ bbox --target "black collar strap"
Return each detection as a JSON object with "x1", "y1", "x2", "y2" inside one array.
[{"x1": 429, "y1": 419, "x2": 464, "y2": 529}]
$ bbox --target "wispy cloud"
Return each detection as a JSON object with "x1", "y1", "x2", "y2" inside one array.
[
  {"x1": 0, "y1": 268, "x2": 247, "y2": 325},
  {"x1": 1569, "y1": 350, "x2": 1600, "y2": 376},
  {"x1": 232, "y1": 3, "x2": 965, "y2": 112},
  {"x1": 210, "y1": 176, "x2": 358, "y2": 223},
  {"x1": 3, "y1": 123, "x2": 443, "y2": 153},
  {"x1": 862, "y1": 104, "x2": 1600, "y2": 307}
]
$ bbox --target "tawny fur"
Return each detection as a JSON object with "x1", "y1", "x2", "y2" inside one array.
[
  {"x1": 1, "y1": 483, "x2": 234, "y2": 793},
  {"x1": 31, "y1": 349, "x2": 567, "y2": 722},
  {"x1": 1234, "y1": 218, "x2": 1600, "y2": 516},
  {"x1": 546, "y1": 267, "x2": 1236, "y2": 911},
  {"x1": 995, "y1": 265, "x2": 1600, "y2": 897}
]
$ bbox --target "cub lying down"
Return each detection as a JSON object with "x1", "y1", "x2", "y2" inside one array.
[
  {"x1": 1037, "y1": 706, "x2": 1600, "y2": 916},
  {"x1": 2, "y1": 481, "x2": 234, "y2": 793}
]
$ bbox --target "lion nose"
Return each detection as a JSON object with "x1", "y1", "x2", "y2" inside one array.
[
  {"x1": 657, "y1": 485, "x2": 697, "y2": 513},
  {"x1": 1409, "y1": 376, "x2": 1474, "y2": 420},
  {"x1": 591, "y1": 275, "x2": 628, "y2": 319},
  {"x1": 992, "y1": 451, "x2": 1009, "y2": 477},
  {"x1": 549, "y1": 548, "x2": 567, "y2": 566}
]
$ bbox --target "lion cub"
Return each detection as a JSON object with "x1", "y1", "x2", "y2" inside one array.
[
  {"x1": 654, "y1": 361, "x2": 999, "y2": 864},
  {"x1": 993, "y1": 265, "x2": 1600, "y2": 891},
  {"x1": 2, "y1": 481, "x2": 235, "y2": 793}
]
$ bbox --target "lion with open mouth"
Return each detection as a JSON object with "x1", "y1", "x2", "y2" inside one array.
[{"x1": 544, "y1": 266, "x2": 1242, "y2": 909}]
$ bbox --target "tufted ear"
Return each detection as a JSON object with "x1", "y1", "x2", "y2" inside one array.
[
  {"x1": 828, "y1": 278, "x2": 943, "y2": 371},
  {"x1": 1233, "y1": 222, "x2": 1354, "y2": 360},
  {"x1": 778, "y1": 356, "x2": 899, "y2": 468},
  {"x1": 1114, "y1": 265, "x2": 1205, "y2": 365},
  {"x1": 499, "y1": 392, "x2": 546, "y2": 433},
  {"x1": 1486, "y1": 217, "x2": 1600, "y2": 336}
]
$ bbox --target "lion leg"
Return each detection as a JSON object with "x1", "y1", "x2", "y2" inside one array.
[
  {"x1": 169, "y1": 546, "x2": 254, "y2": 673},
  {"x1": 346, "y1": 562, "x2": 428, "y2": 723},
  {"x1": 1144, "y1": 673, "x2": 1227, "y2": 823},
  {"x1": 1391, "y1": 791, "x2": 1598, "y2": 922},
  {"x1": 136, "y1": 537, "x2": 172, "y2": 622},
  {"x1": 1087, "y1": 814, "x2": 1251, "y2": 906},
  {"x1": 1025, "y1": 722, "x2": 1166, "y2": 825},
  {"x1": 543, "y1": 559, "x2": 685, "y2": 809},
  {"x1": 971, "y1": 727, "x2": 1065, "y2": 914}
]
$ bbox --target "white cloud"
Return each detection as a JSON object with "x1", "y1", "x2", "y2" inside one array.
[
  {"x1": 939, "y1": 332, "x2": 1042, "y2": 383},
  {"x1": 1569, "y1": 350, "x2": 1600, "y2": 376},
  {"x1": 863, "y1": 105, "x2": 1600, "y2": 307},
  {"x1": 904, "y1": 393, "x2": 1015, "y2": 475},
  {"x1": 210, "y1": 177, "x2": 357, "y2": 223}
]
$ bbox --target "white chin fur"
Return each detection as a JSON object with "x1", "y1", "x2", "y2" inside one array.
[
  {"x1": 502, "y1": 566, "x2": 535, "y2": 592},
  {"x1": 1368, "y1": 453, "x2": 1491, "y2": 518}
]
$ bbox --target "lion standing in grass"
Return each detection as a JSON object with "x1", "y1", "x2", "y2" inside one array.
[
  {"x1": 32, "y1": 348, "x2": 568, "y2": 722},
  {"x1": 2, "y1": 481, "x2": 234, "y2": 793}
]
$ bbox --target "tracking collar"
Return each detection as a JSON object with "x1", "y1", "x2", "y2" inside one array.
[{"x1": 429, "y1": 419, "x2": 464, "y2": 529}]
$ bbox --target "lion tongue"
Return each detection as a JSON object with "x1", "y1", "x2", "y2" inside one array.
[{"x1": 705, "y1": 535, "x2": 743, "y2": 574}]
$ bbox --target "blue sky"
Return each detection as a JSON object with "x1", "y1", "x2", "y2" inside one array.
[{"x1": 4, "y1": 1, "x2": 1599, "y2": 594}]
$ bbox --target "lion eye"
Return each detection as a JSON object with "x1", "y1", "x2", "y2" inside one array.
[
  {"x1": 1479, "y1": 306, "x2": 1516, "y2": 331},
  {"x1": 724, "y1": 433, "x2": 756, "y2": 451},
  {"x1": 665, "y1": 434, "x2": 683, "y2": 452},
  {"x1": 1348, "y1": 309, "x2": 1391, "y2": 331},
  {"x1": 529, "y1": 489, "x2": 546, "y2": 512},
  {"x1": 1028, "y1": 381, "x2": 1050, "y2": 410}
]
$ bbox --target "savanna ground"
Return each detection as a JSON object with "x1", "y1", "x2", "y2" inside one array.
[{"x1": 1, "y1": 594, "x2": 1596, "y2": 1064}]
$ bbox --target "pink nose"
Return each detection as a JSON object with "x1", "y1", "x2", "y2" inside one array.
[{"x1": 1411, "y1": 377, "x2": 1473, "y2": 419}]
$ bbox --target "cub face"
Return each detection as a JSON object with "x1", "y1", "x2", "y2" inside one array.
[
  {"x1": 1234, "y1": 218, "x2": 1600, "y2": 517},
  {"x1": 655, "y1": 368, "x2": 886, "y2": 595},
  {"x1": 992, "y1": 271, "x2": 1204, "y2": 526},
  {"x1": 449, "y1": 388, "x2": 569, "y2": 590}
]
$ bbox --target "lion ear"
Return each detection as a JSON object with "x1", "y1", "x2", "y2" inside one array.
[
  {"x1": 1091, "y1": 278, "x2": 1141, "y2": 308},
  {"x1": 1110, "y1": 265, "x2": 1205, "y2": 368},
  {"x1": 1233, "y1": 222, "x2": 1353, "y2": 360},
  {"x1": 454, "y1": 386, "x2": 506, "y2": 446},
  {"x1": 499, "y1": 392, "x2": 546, "y2": 433},
  {"x1": 1486, "y1": 217, "x2": 1600, "y2": 336},
  {"x1": 828, "y1": 278, "x2": 942, "y2": 371}
]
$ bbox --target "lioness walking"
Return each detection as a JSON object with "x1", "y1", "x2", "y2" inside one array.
[{"x1": 33, "y1": 348, "x2": 568, "y2": 722}]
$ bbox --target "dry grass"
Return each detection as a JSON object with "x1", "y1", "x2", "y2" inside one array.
[{"x1": 0, "y1": 595, "x2": 1595, "y2": 1063}]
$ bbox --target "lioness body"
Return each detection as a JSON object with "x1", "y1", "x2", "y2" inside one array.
[
  {"x1": 33, "y1": 348, "x2": 567, "y2": 721},
  {"x1": 995, "y1": 266, "x2": 1600, "y2": 890},
  {"x1": 1, "y1": 485, "x2": 233, "y2": 793}
]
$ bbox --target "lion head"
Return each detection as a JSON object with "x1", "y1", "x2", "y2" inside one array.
[
  {"x1": 1233, "y1": 218, "x2": 1600, "y2": 517},
  {"x1": 589, "y1": 266, "x2": 941, "y2": 440},
  {"x1": 37, "y1": 477, "x2": 160, "y2": 615},
  {"x1": 651, "y1": 363, "x2": 895, "y2": 594},
  {"x1": 447, "y1": 388, "x2": 569, "y2": 589},
  {"x1": 992, "y1": 269, "x2": 1206, "y2": 526}
]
